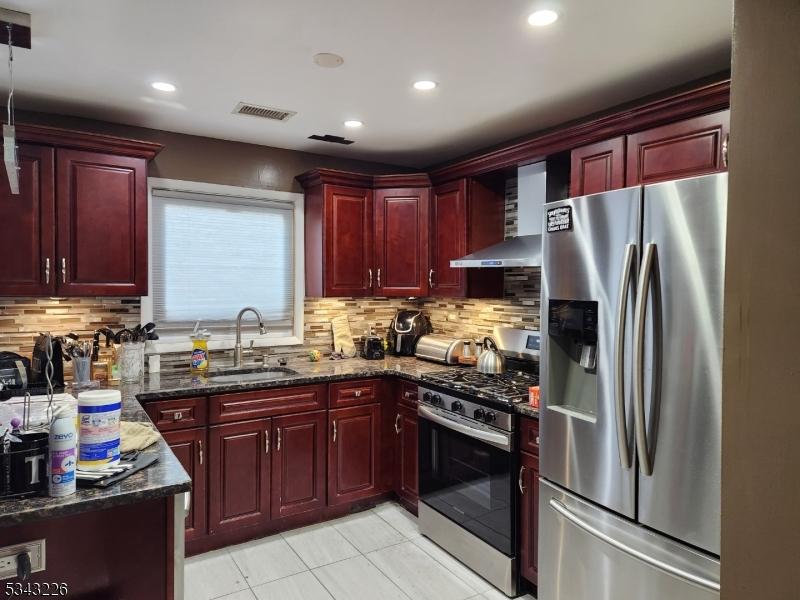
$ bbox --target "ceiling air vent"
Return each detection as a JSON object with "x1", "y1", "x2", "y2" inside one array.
[
  {"x1": 308, "y1": 134, "x2": 355, "y2": 145},
  {"x1": 232, "y1": 102, "x2": 296, "y2": 121}
]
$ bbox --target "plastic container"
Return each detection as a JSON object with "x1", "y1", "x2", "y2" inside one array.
[
  {"x1": 190, "y1": 335, "x2": 210, "y2": 373},
  {"x1": 48, "y1": 404, "x2": 77, "y2": 497},
  {"x1": 77, "y1": 389, "x2": 121, "y2": 471}
]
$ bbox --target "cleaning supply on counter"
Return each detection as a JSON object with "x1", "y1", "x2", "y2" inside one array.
[
  {"x1": 48, "y1": 404, "x2": 77, "y2": 497},
  {"x1": 190, "y1": 320, "x2": 211, "y2": 373},
  {"x1": 77, "y1": 389, "x2": 121, "y2": 471}
]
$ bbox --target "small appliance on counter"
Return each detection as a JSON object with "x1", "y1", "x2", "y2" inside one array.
[
  {"x1": 387, "y1": 310, "x2": 432, "y2": 356},
  {"x1": 414, "y1": 334, "x2": 469, "y2": 364},
  {"x1": 0, "y1": 352, "x2": 30, "y2": 396},
  {"x1": 363, "y1": 333, "x2": 385, "y2": 360},
  {"x1": 30, "y1": 334, "x2": 65, "y2": 391}
]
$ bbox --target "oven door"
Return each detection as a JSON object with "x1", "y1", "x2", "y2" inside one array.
[{"x1": 418, "y1": 405, "x2": 516, "y2": 556}]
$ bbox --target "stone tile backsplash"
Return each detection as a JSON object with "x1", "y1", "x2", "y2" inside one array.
[{"x1": 0, "y1": 178, "x2": 541, "y2": 372}]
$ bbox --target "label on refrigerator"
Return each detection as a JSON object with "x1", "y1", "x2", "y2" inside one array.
[{"x1": 546, "y1": 206, "x2": 572, "y2": 232}]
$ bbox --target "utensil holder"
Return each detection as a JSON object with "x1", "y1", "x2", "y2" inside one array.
[
  {"x1": 72, "y1": 356, "x2": 92, "y2": 384},
  {"x1": 118, "y1": 342, "x2": 144, "y2": 383}
]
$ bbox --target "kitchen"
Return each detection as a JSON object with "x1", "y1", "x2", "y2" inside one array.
[{"x1": 0, "y1": 2, "x2": 797, "y2": 600}]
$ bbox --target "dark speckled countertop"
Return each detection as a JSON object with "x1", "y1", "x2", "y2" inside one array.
[{"x1": 0, "y1": 355, "x2": 536, "y2": 527}]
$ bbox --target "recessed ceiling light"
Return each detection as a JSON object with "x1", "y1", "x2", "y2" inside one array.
[
  {"x1": 413, "y1": 80, "x2": 437, "y2": 91},
  {"x1": 528, "y1": 9, "x2": 558, "y2": 26},
  {"x1": 151, "y1": 81, "x2": 176, "y2": 92},
  {"x1": 343, "y1": 120, "x2": 363, "y2": 128},
  {"x1": 313, "y1": 53, "x2": 344, "y2": 68}
]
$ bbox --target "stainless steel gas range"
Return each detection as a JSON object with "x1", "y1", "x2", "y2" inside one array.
[{"x1": 416, "y1": 327, "x2": 540, "y2": 597}]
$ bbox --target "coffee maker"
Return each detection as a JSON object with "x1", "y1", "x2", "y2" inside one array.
[
  {"x1": 29, "y1": 334, "x2": 65, "y2": 390},
  {"x1": 388, "y1": 310, "x2": 432, "y2": 356}
]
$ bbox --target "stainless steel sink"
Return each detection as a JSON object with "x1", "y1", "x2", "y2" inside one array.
[{"x1": 207, "y1": 366, "x2": 298, "y2": 384}]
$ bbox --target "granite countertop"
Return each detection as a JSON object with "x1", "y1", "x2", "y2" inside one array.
[
  {"x1": 0, "y1": 389, "x2": 191, "y2": 528},
  {"x1": 128, "y1": 354, "x2": 539, "y2": 417}
]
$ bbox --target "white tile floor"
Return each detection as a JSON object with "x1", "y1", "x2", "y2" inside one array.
[{"x1": 185, "y1": 501, "x2": 537, "y2": 600}]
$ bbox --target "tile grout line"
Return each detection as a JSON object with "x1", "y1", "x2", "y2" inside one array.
[{"x1": 360, "y1": 543, "x2": 417, "y2": 600}]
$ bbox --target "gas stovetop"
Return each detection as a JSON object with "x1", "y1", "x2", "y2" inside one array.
[{"x1": 420, "y1": 368, "x2": 539, "y2": 405}]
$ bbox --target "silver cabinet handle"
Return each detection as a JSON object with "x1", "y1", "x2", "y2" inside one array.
[
  {"x1": 614, "y1": 243, "x2": 636, "y2": 469},
  {"x1": 632, "y1": 242, "x2": 656, "y2": 476},
  {"x1": 395, "y1": 413, "x2": 401, "y2": 434},
  {"x1": 198, "y1": 439, "x2": 203, "y2": 465},
  {"x1": 549, "y1": 498, "x2": 719, "y2": 592},
  {"x1": 276, "y1": 427, "x2": 281, "y2": 451},
  {"x1": 45, "y1": 258, "x2": 50, "y2": 284},
  {"x1": 404, "y1": 391, "x2": 412, "y2": 399},
  {"x1": 518, "y1": 465, "x2": 526, "y2": 495},
  {"x1": 428, "y1": 269, "x2": 434, "y2": 288},
  {"x1": 354, "y1": 389, "x2": 362, "y2": 398},
  {"x1": 376, "y1": 268, "x2": 381, "y2": 288},
  {"x1": 332, "y1": 420, "x2": 337, "y2": 443},
  {"x1": 722, "y1": 134, "x2": 729, "y2": 168},
  {"x1": 368, "y1": 268, "x2": 373, "y2": 288},
  {"x1": 61, "y1": 257, "x2": 66, "y2": 283},
  {"x1": 265, "y1": 429, "x2": 270, "y2": 454},
  {"x1": 184, "y1": 491, "x2": 191, "y2": 516},
  {"x1": 173, "y1": 411, "x2": 184, "y2": 422}
]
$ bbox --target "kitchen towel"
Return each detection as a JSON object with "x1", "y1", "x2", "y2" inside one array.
[
  {"x1": 331, "y1": 315, "x2": 357, "y2": 358},
  {"x1": 120, "y1": 421, "x2": 160, "y2": 452}
]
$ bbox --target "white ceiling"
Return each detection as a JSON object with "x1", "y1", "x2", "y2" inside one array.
[{"x1": 0, "y1": 0, "x2": 732, "y2": 168}]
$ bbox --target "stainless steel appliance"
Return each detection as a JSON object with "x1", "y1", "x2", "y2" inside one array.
[
  {"x1": 414, "y1": 334, "x2": 468, "y2": 364},
  {"x1": 476, "y1": 337, "x2": 506, "y2": 374},
  {"x1": 388, "y1": 310, "x2": 432, "y2": 356},
  {"x1": 539, "y1": 173, "x2": 727, "y2": 600},
  {"x1": 417, "y1": 328, "x2": 540, "y2": 597}
]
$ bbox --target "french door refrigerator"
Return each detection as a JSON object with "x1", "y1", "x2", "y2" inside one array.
[{"x1": 538, "y1": 172, "x2": 726, "y2": 600}]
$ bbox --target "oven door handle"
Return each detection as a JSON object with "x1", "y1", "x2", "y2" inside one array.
[{"x1": 418, "y1": 405, "x2": 511, "y2": 451}]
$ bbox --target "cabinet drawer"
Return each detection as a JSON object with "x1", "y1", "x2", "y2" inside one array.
[
  {"x1": 209, "y1": 384, "x2": 327, "y2": 424},
  {"x1": 330, "y1": 379, "x2": 381, "y2": 408},
  {"x1": 146, "y1": 396, "x2": 207, "y2": 431},
  {"x1": 397, "y1": 380, "x2": 418, "y2": 407},
  {"x1": 519, "y1": 417, "x2": 540, "y2": 457}
]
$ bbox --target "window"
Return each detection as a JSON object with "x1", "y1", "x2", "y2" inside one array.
[{"x1": 142, "y1": 179, "x2": 304, "y2": 350}]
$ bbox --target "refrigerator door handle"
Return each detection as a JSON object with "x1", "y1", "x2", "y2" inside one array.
[
  {"x1": 549, "y1": 498, "x2": 720, "y2": 592},
  {"x1": 633, "y1": 242, "x2": 656, "y2": 476},
  {"x1": 614, "y1": 243, "x2": 636, "y2": 469}
]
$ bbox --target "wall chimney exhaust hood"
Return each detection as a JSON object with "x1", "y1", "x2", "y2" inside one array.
[{"x1": 450, "y1": 162, "x2": 545, "y2": 268}]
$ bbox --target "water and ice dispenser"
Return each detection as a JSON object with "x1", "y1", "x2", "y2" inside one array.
[{"x1": 547, "y1": 300, "x2": 598, "y2": 418}]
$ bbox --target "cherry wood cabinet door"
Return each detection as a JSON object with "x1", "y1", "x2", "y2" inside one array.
[
  {"x1": 395, "y1": 403, "x2": 419, "y2": 506},
  {"x1": 328, "y1": 404, "x2": 381, "y2": 505},
  {"x1": 162, "y1": 428, "x2": 207, "y2": 541},
  {"x1": 625, "y1": 110, "x2": 730, "y2": 186},
  {"x1": 374, "y1": 187, "x2": 430, "y2": 297},
  {"x1": 208, "y1": 418, "x2": 271, "y2": 533},
  {"x1": 324, "y1": 185, "x2": 373, "y2": 297},
  {"x1": 519, "y1": 451, "x2": 540, "y2": 586},
  {"x1": 0, "y1": 144, "x2": 55, "y2": 296},
  {"x1": 55, "y1": 149, "x2": 147, "y2": 296},
  {"x1": 429, "y1": 180, "x2": 467, "y2": 297},
  {"x1": 271, "y1": 411, "x2": 327, "y2": 519},
  {"x1": 570, "y1": 137, "x2": 626, "y2": 197}
]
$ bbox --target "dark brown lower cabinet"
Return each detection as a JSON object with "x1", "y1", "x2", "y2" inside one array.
[
  {"x1": 162, "y1": 427, "x2": 207, "y2": 541},
  {"x1": 394, "y1": 403, "x2": 419, "y2": 506},
  {"x1": 208, "y1": 418, "x2": 271, "y2": 534},
  {"x1": 519, "y1": 450, "x2": 540, "y2": 586},
  {"x1": 271, "y1": 411, "x2": 327, "y2": 518},
  {"x1": 328, "y1": 403, "x2": 381, "y2": 505}
]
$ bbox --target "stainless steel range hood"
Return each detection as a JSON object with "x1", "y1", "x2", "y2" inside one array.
[{"x1": 450, "y1": 161, "x2": 545, "y2": 268}]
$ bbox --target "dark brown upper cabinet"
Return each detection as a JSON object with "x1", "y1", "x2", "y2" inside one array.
[
  {"x1": 429, "y1": 176, "x2": 505, "y2": 298},
  {"x1": 0, "y1": 125, "x2": 161, "y2": 297},
  {"x1": 374, "y1": 186, "x2": 430, "y2": 297},
  {"x1": 625, "y1": 110, "x2": 730, "y2": 186},
  {"x1": 569, "y1": 137, "x2": 626, "y2": 197}
]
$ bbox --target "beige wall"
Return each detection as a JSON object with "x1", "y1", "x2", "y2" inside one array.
[
  {"x1": 15, "y1": 109, "x2": 409, "y2": 193},
  {"x1": 721, "y1": 1, "x2": 800, "y2": 598}
]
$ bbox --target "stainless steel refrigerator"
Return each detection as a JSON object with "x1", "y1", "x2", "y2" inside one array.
[{"x1": 538, "y1": 172, "x2": 726, "y2": 600}]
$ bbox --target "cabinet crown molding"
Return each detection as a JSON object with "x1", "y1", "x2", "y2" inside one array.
[
  {"x1": 16, "y1": 123, "x2": 164, "y2": 160},
  {"x1": 296, "y1": 168, "x2": 429, "y2": 189}
]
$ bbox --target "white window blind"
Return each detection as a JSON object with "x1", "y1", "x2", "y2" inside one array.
[{"x1": 151, "y1": 189, "x2": 295, "y2": 335}]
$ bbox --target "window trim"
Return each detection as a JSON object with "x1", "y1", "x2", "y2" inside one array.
[{"x1": 142, "y1": 177, "x2": 305, "y2": 353}]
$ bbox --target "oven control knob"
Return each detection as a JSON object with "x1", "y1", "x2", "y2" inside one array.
[
  {"x1": 423, "y1": 392, "x2": 432, "y2": 403},
  {"x1": 431, "y1": 394, "x2": 442, "y2": 406},
  {"x1": 473, "y1": 408, "x2": 485, "y2": 420},
  {"x1": 451, "y1": 401, "x2": 463, "y2": 412},
  {"x1": 484, "y1": 411, "x2": 497, "y2": 423}
]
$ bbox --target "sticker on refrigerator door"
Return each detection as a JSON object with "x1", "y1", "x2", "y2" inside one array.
[{"x1": 546, "y1": 206, "x2": 572, "y2": 232}]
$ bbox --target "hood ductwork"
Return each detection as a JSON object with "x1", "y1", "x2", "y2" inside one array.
[{"x1": 450, "y1": 161, "x2": 545, "y2": 268}]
